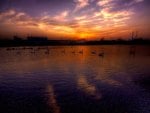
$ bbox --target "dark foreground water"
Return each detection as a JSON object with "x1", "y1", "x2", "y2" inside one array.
[{"x1": 0, "y1": 45, "x2": 150, "y2": 113}]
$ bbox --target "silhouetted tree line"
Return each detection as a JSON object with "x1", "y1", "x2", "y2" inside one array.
[{"x1": 0, "y1": 36, "x2": 150, "y2": 47}]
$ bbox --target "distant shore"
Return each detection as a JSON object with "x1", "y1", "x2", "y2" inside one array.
[{"x1": 0, "y1": 36, "x2": 150, "y2": 47}]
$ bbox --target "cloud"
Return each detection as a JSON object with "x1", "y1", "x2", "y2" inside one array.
[
  {"x1": 97, "y1": 0, "x2": 113, "y2": 7},
  {"x1": 74, "y1": 0, "x2": 89, "y2": 12},
  {"x1": 74, "y1": 15, "x2": 87, "y2": 20},
  {"x1": 92, "y1": 0, "x2": 144, "y2": 30},
  {"x1": 134, "y1": 0, "x2": 144, "y2": 3},
  {"x1": 0, "y1": 9, "x2": 35, "y2": 26},
  {"x1": 0, "y1": 8, "x2": 133, "y2": 39},
  {"x1": 0, "y1": 0, "x2": 145, "y2": 39},
  {"x1": 53, "y1": 11, "x2": 69, "y2": 21},
  {"x1": 98, "y1": 0, "x2": 144, "y2": 13},
  {"x1": 0, "y1": 9, "x2": 16, "y2": 21}
]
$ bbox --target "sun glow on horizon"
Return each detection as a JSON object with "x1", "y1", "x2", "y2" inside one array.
[{"x1": 0, "y1": 0, "x2": 149, "y2": 39}]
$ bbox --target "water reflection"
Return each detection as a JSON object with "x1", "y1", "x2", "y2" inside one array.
[
  {"x1": 46, "y1": 85, "x2": 61, "y2": 113},
  {"x1": 0, "y1": 45, "x2": 150, "y2": 113},
  {"x1": 77, "y1": 75, "x2": 102, "y2": 99}
]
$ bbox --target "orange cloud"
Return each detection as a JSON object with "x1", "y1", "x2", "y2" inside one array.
[
  {"x1": 74, "y1": 0, "x2": 89, "y2": 12},
  {"x1": 53, "y1": 11, "x2": 69, "y2": 21},
  {"x1": 0, "y1": 0, "x2": 146, "y2": 40}
]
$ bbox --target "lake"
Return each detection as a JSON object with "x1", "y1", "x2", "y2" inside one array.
[{"x1": 0, "y1": 45, "x2": 150, "y2": 113}]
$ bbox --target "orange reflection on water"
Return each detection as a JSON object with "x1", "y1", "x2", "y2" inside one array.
[
  {"x1": 77, "y1": 75, "x2": 102, "y2": 99},
  {"x1": 46, "y1": 85, "x2": 61, "y2": 113}
]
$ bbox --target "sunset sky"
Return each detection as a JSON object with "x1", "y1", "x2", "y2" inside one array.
[{"x1": 0, "y1": 0, "x2": 149, "y2": 40}]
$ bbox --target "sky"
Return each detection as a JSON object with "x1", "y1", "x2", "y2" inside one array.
[{"x1": 0, "y1": 0, "x2": 149, "y2": 40}]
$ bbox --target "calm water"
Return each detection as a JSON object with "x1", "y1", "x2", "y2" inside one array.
[{"x1": 0, "y1": 45, "x2": 150, "y2": 113}]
